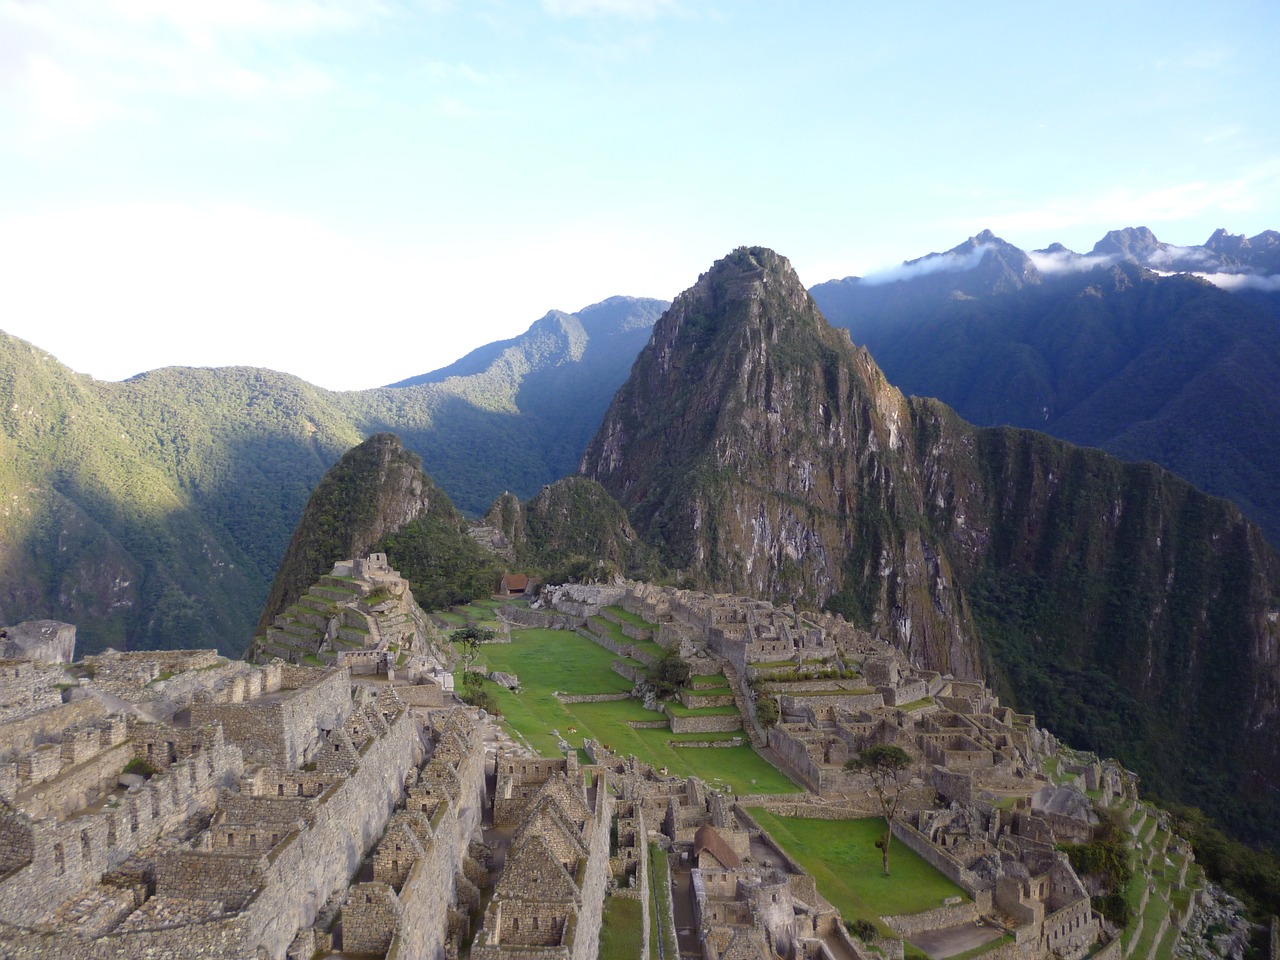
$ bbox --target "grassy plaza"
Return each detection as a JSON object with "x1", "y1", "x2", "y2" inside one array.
[
  {"x1": 746, "y1": 809, "x2": 968, "y2": 926},
  {"x1": 454, "y1": 625, "x2": 800, "y2": 795}
]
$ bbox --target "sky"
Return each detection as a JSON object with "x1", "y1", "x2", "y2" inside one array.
[{"x1": 1, "y1": 0, "x2": 1278, "y2": 391}]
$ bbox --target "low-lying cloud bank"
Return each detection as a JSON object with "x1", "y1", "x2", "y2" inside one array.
[
  {"x1": 1198, "y1": 272, "x2": 1280, "y2": 292},
  {"x1": 859, "y1": 244, "x2": 992, "y2": 286}
]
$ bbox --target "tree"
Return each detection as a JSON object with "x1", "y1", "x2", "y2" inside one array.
[
  {"x1": 755, "y1": 695, "x2": 780, "y2": 728},
  {"x1": 450, "y1": 625, "x2": 495, "y2": 673},
  {"x1": 846, "y1": 744, "x2": 912, "y2": 876},
  {"x1": 647, "y1": 653, "x2": 691, "y2": 699}
]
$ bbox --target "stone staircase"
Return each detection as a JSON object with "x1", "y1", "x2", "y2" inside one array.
[{"x1": 722, "y1": 662, "x2": 766, "y2": 750}]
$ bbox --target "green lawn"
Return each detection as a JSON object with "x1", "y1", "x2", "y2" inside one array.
[
  {"x1": 590, "y1": 616, "x2": 667, "y2": 660},
  {"x1": 597, "y1": 894, "x2": 643, "y2": 960},
  {"x1": 665, "y1": 701, "x2": 740, "y2": 717},
  {"x1": 603, "y1": 605, "x2": 657, "y2": 631},
  {"x1": 747, "y1": 810, "x2": 968, "y2": 927},
  {"x1": 459, "y1": 628, "x2": 799, "y2": 794}
]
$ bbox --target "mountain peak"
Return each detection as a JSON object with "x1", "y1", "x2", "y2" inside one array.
[{"x1": 1090, "y1": 225, "x2": 1163, "y2": 259}]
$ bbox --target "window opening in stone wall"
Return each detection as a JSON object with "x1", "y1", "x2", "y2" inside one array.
[
  {"x1": 54, "y1": 842, "x2": 64, "y2": 875},
  {"x1": 81, "y1": 830, "x2": 90, "y2": 861}
]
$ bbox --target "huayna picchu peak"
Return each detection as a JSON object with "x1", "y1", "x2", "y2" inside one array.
[{"x1": 584, "y1": 244, "x2": 1280, "y2": 848}]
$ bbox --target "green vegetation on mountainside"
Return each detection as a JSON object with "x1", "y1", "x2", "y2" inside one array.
[
  {"x1": 256, "y1": 433, "x2": 501, "y2": 636},
  {"x1": 0, "y1": 297, "x2": 660, "y2": 653},
  {"x1": 485, "y1": 477, "x2": 667, "y2": 584},
  {"x1": 812, "y1": 258, "x2": 1280, "y2": 547}
]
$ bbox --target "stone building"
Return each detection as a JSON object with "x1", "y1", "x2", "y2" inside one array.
[{"x1": 472, "y1": 753, "x2": 614, "y2": 960}]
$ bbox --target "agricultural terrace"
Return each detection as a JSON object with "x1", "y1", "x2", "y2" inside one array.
[
  {"x1": 454, "y1": 624, "x2": 800, "y2": 795},
  {"x1": 747, "y1": 809, "x2": 968, "y2": 933}
]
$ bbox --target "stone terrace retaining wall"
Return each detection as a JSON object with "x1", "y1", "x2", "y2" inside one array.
[
  {"x1": 890, "y1": 820, "x2": 984, "y2": 896},
  {"x1": 882, "y1": 900, "x2": 979, "y2": 937},
  {"x1": 502, "y1": 607, "x2": 584, "y2": 632},
  {"x1": 667, "y1": 713, "x2": 742, "y2": 735},
  {"x1": 557, "y1": 693, "x2": 631, "y2": 704}
]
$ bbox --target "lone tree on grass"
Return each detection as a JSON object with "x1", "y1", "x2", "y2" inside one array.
[
  {"x1": 450, "y1": 625, "x2": 495, "y2": 673},
  {"x1": 845, "y1": 744, "x2": 912, "y2": 876}
]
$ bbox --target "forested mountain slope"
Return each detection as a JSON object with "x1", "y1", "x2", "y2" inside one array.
[
  {"x1": 810, "y1": 228, "x2": 1280, "y2": 545},
  {"x1": 0, "y1": 296, "x2": 662, "y2": 654}
]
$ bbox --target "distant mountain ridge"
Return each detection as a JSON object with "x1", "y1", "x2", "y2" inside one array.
[
  {"x1": 810, "y1": 227, "x2": 1280, "y2": 545},
  {"x1": 0, "y1": 295, "x2": 664, "y2": 655}
]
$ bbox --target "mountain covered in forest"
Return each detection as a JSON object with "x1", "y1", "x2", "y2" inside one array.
[
  {"x1": 810, "y1": 227, "x2": 1280, "y2": 544},
  {"x1": 0, "y1": 296, "x2": 663, "y2": 655},
  {"x1": 582, "y1": 245, "x2": 1280, "y2": 846}
]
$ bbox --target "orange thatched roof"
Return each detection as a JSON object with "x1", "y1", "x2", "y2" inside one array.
[
  {"x1": 693, "y1": 824, "x2": 741, "y2": 869},
  {"x1": 501, "y1": 574, "x2": 529, "y2": 592}
]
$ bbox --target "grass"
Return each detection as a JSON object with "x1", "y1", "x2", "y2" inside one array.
[
  {"x1": 589, "y1": 615, "x2": 667, "y2": 660},
  {"x1": 747, "y1": 810, "x2": 967, "y2": 928},
  {"x1": 664, "y1": 701, "x2": 739, "y2": 717},
  {"x1": 649, "y1": 844, "x2": 677, "y2": 960},
  {"x1": 603, "y1": 605, "x2": 657, "y2": 631},
  {"x1": 943, "y1": 934, "x2": 1014, "y2": 960},
  {"x1": 598, "y1": 894, "x2": 643, "y2": 960},
  {"x1": 457, "y1": 628, "x2": 799, "y2": 795}
]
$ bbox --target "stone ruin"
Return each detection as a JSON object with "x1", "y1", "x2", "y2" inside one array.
[{"x1": 251, "y1": 555, "x2": 453, "y2": 693}]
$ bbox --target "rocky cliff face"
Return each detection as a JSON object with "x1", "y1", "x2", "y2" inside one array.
[
  {"x1": 581, "y1": 247, "x2": 978, "y2": 676},
  {"x1": 255, "y1": 434, "x2": 450, "y2": 633},
  {"x1": 582, "y1": 246, "x2": 1280, "y2": 844},
  {"x1": 482, "y1": 477, "x2": 657, "y2": 581}
]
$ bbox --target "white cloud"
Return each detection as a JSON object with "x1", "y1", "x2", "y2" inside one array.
[
  {"x1": 0, "y1": 0, "x2": 377, "y2": 138},
  {"x1": 1028, "y1": 249, "x2": 1115, "y2": 275},
  {"x1": 1197, "y1": 272, "x2": 1280, "y2": 292},
  {"x1": 542, "y1": 0, "x2": 678, "y2": 18},
  {"x1": 859, "y1": 244, "x2": 992, "y2": 286},
  {"x1": 972, "y1": 166, "x2": 1280, "y2": 245}
]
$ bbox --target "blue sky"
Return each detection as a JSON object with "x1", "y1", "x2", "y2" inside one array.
[{"x1": 2, "y1": 0, "x2": 1277, "y2": 390}]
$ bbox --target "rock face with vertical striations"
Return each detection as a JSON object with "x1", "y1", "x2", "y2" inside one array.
[
  {"x1": 581, "y1": 246, "x2": 979, "y2": 677},
  {"x1": 581, "y1": 246, "x2": 1280, "y2": 845}
]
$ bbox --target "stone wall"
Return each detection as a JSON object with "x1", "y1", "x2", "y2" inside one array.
[
  {"x1": 386, "y1": 712, "x2": 486, "y2": 960},
  {"x1": 890, "y1": 820, "x2": 984, "y2": 895},
  {"x1": 17, "y1": 742, "x2": 132, "y2": 821},
  {"x1": 881, "y1": 900, "x2": 978, "y2": 937},
  {"x1": 228, "y1": 705, "x2": 421, "y2": 958},
  {"x1": 392, "y1": 682, "x2": 446, "y2": 710},
  {"x1": 667, "y1": 713, "x2": 742, "y2": 735},
  {"x1": 190, "y1": 668, "x2": 351, "y2": 769},
  {"x1": 0, "y1": 740, "x2": 245, "y2": 928},
  {"x1": 0, "y1": 699, "x2": 105, "y2": 759},
  {"x1": 501, "y1": 607, "x2": 583, "y2": 632},
  {"x1": 779, "y1": 693, "x2": 883, "y2": 715}
]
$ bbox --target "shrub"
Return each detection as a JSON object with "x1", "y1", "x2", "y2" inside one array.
[{"x1": 122, "y1": 758, "x2": 156, "y2": 779}]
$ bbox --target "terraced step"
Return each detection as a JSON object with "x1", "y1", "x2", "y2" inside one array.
[{"x1": 281, "y1": 620, "x2": 319, "y2": 639}]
